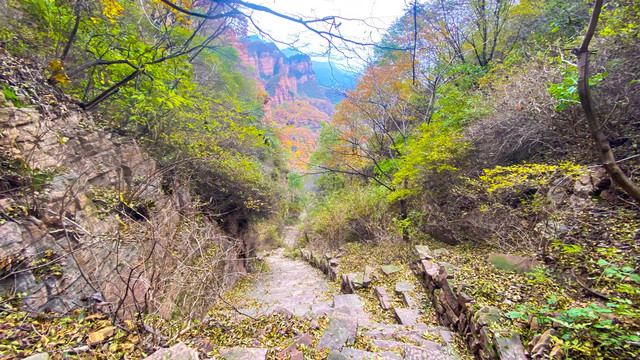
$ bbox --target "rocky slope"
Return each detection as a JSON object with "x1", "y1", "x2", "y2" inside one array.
[{"x1": 0, "y1": 50, "x2": 249, "y2": 319}]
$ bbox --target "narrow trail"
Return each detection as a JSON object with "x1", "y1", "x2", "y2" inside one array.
[
  {"x1": 226, "y1": 229, "x2": 463, "y2": 359},
  {"x1": 244, "y1": 248, "x2": 332, "y2": 316}
]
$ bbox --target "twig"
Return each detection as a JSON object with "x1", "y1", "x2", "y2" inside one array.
[{"x1": 572, "y1": 269, "x2": 612, "y2": 301}]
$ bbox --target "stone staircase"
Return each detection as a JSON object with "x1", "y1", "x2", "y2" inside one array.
[
  {"x1": 144, "y1": 293, "x2": 459, "y2": 360},
  {"x1": 141, "y1": 248, "x2": 462, "y2": 360},
  {"x1": 315, "y1": 294, "x2": 458, "y2": 360}
]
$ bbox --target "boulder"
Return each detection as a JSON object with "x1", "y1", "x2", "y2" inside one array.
[
  {"x1": 487, "y1": 253, "x2": 541, "y2": 273},
  {"x1": 573, "y1": 173, "x2": 594, "y2": 196}
]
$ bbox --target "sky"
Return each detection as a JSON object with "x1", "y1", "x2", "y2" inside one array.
[{"x1": 248, "y1": 0, "x2": 410, "y2": 64}]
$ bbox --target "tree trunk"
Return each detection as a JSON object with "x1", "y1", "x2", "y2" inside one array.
[{"x1": 575, "y1": 0, "x2": 640, "y2": 204}]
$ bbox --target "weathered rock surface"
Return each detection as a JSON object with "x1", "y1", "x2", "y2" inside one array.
[
  {"x1": 317, "y1": 311, "x2": 358, "y2": 351},
  {"x1": 0, "y1": 55, "x2": 249, "y2": 318},
  {"x1": 394, "y1": 308, "x2": 420, "y2": 326},
  {"x1": 495, "y1": 332, "x2": 527, "y2": 360},
  {"x1": 340, "y1": 347, "x2": 402, "y2": 360},
  {"x1": 218, "y1": 347, "x2": 269, "y2": 360},
  {"x1": 144, "y1": 342, "x2": 199, "y2": 360}
]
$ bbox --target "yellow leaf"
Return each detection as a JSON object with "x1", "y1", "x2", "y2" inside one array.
[
  {"x1": 87, "y1": 326, "x2": 116, "y2": 344},
  {"x1": 87, "y1": 331, "x2": 104, "y2": 344},
  {"x1": 53, "y1": 72, "x2": 69, "y2": 84},
  {"x1": 49, "y1": 59, "x2": 63, "y2": 72}
]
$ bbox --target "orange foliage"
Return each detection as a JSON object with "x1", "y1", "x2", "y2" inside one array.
[
  {"x1": 327, "y1": 62, "x2": 415, "y2": 171},
  {"x1": 267, "y1": 100, "x2": 329, "y2": 170}
]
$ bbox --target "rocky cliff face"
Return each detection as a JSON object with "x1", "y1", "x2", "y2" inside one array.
[
  {"x1": 0, "y1": 51, "x2": 248, "y2": 319},
  {"x1": 242, "y1": 38, "x2": 325, "y2": 107}
]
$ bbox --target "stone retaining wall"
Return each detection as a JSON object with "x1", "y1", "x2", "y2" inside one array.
[{"x1": 411, "y1": 245, "x2": 559, "y2": 360}]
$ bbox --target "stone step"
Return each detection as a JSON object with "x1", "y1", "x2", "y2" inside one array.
[
  {"x1": 362, "y1": 323, "x2": 455, "y2": 348},
  {"x1": 312, "y1": 300, "x2": 333, "y2": 316},
  {"x1": 394, "y1": 308, "x2": 420, "y2": 326},
  {"x1": 143, "y1": 343, "x2": 198, "y2": 360},
  {"x1": 317, "y1": 311, "x2": 359, "y2": 351},
  {"x1": 370, "y1": 339, "x2": 452, "y2": 360},
  {"x1": 340, "y1": 347, "x2": 403, "y2": 360},
  {"x1": 333, "y1": 294, "x2": 370, "y2": 326},
  {"x1": 217, "y1": 347, "x2": 269, "y2": 360}
]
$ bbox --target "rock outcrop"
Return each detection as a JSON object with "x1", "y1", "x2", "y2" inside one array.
[
  {"x1": 241, "y1": 38, "x2": 327, "y2": 107},
  {"x1": 0, "y1": 50, "x2": 248, "y2": 319}
]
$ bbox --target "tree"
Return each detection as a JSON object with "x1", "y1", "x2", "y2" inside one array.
[
  {"x1": 423, "y1": 0, "x2": 513, "y2": 67},
  {"x1": 574, "y1": 0, "x2": 640, "y2": 203}
]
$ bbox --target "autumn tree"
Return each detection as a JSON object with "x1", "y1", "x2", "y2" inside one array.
[{"x1": 423, "y1": 0, "x2": 514, "y2": 67}]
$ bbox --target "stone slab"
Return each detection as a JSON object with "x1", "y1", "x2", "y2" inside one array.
[
  {"x1": 312, "y1": 301, "x2": 333, "y2": 316},
  {"x1": 374, "y1": 287, "x2": 392, "y2": 311},
  {"x1": 318, "y1": 312, "x2": 358, "y2": 351},
  {"x1": 327, "y1": 352, "x2": 349, "y2": 360},
  {"x1": 218, "y1": 348, "x2": 268, "y2": 360},
  {"x1": 23, "y1": 354, "x2": 50, "y2": 360},
  {"x1": 145, "y1": 343, "x2": 199, "y2": 360},
  {"x1": 495, "y1": 332, "x2": 527, "y2": 360},
  {"x1": 394, "y1": 281, "x2": 414, "y2": 294},
  {"x1": 403, "y1": 343, "x2": 449, "y2": 360},
  {"x1": 333, "y1": 294, "x2": 364, "y2": 312},
  {"x1": 402, "y1": 292, "x2": 417, "y2": 309},
  {"x1": 341, "y1": 347, "x2": 402, "y2": 360},
  {"x1": 381, "y1": 265, "x2": 402, "y2": 275},
  {"x1": 414, "y1": 245, "x2": 431, "y2": 260},
  {"x1": 394, "y1": 308, "x2": 420, "y2": 326}
]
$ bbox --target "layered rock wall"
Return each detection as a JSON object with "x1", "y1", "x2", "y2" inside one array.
[{"x1": 0, "y1": 54, "x2": 248, "y2": 319}]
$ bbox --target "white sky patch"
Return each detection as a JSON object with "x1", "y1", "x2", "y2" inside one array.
[{"x1": 248, "y1": 0, "x2": 409, "y2": 65}]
